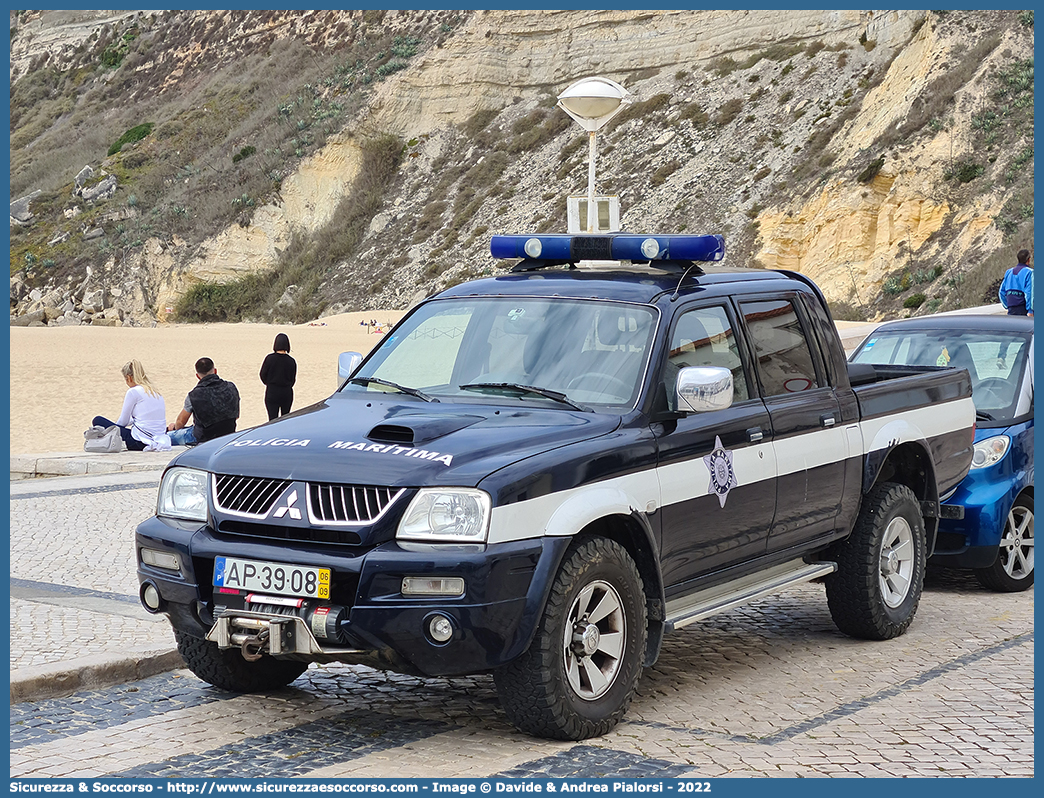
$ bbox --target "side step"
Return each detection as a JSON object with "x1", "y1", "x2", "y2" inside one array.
[{"x1": 664, "y1": 558, "x2": 837, "y2": 632}]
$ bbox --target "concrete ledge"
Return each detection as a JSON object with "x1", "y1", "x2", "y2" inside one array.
[
  {"x1": 10, "y1": 647, "x2": 185, "y2": 704},
  {"x1": 11, "y1": 448, "x2": 187, "y2": 480}
]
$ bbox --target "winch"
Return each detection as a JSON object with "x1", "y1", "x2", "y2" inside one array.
[{"x1": 207, "y1": 593, "x2": 353, "y2": 659}]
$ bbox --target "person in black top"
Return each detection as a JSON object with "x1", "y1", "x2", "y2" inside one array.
[
  {"x1": 167, "y1": 357, "x2": 241, "y2": 445},
  {"x1": 260, "y1": 332, "x2": 297, "y2": 420}
]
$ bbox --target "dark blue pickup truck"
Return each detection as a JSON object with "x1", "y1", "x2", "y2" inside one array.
[{"x1": 136, "y1": 233, "x2": 974, "y2": 740}]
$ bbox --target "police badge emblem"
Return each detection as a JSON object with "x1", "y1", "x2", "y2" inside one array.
[{"x1": 703, "y1": 435, "x2": 737, "y2": 508}]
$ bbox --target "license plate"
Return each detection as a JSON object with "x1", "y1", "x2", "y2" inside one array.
[{"x1": 213, "y1": 556, "x2": 330, "y2": 600}]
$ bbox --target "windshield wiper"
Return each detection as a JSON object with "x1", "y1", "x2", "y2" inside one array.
[
  {"x1": 349, "y1": 377, "x2": 439, "y2": 403},
  {"x1": 975, "y1": 410, "x2": 995, "y2": 421},
  {"x1": 459, "y1": 382, "x2": 589, "y2": 412}
]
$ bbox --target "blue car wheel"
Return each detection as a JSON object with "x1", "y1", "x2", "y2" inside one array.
[{"x1": 974, "y1": 493, "x2": 1034, "y2": 592}]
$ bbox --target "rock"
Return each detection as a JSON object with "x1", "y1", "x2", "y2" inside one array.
[
  {"x1": 74, "y1": 165, "x2": 94, "y2": 188},
  {"x1": 90, "y1": 315, "x2": 122, "y2": 327},
  {"x1": 64, "y1": 206, "x2": 81, "y2": 220},
  {"x1": 9, "y1": 191, "x2": 42, "y2": 226},
  {"x1": 82, "y1": 227, "x2": 105, "y2": 241},
  {"x1": 81, "y1": 175, "x2": 117, "y2": 203},
  {"x1": 81, "y1": 288, "x2": 105, "y2": 313},
  {"x1": 11, "y1": 309, "x2": 46, "y2": 326},
  {"x1": 29, "y1": 288, "x2": 43, "y2": 303},
  {"x1": 276, "y1": 285, "x2": 300, "y2": 308},
  {"x1": 43, "y1": 306, "x2": 62, "y2": 321}
]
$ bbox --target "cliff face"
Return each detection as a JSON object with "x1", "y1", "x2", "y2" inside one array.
[{"x1": 9, "y1": 9, "x2": 1034, "y2": 326}]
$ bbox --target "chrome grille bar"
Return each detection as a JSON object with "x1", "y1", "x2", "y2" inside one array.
[
  {"x1": 308, "y1": 483, "x2": 404, "y2": 525},
  {"x1": 214, "y1": 475, "x2": 292, "y2": 518}
]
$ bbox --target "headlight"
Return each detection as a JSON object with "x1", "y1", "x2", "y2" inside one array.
[
  {"x1": 397, "y1": 489, "x2": 491, "y2": 542},
  {"x1": 157, "y1": 467, "x2": 209, "y2": 521},
  {"x1": 971, "y1": 435, "x2": 1011, "y2": 469}
]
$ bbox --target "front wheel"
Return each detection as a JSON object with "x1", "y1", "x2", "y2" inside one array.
[
  {"x1": 494, "y1": 537, "x2": 647, "y2": 740},
  {"x1": 826, "y1": 482, "x2": 926, "y2": 640},
  {"x1": 174, "y1": 629, "x2": 308, "y2": 692},
  {"x1": 975, "y1": 494, "x2": 1034, "y2": 592}
]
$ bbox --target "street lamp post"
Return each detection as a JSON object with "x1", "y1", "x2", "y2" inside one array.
[{"x1": 556, "y1": 77, "x2": 630, "y2": 233}]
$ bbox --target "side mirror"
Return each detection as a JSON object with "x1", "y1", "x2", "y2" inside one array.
[
  {"x1": 676, "y1": 366, "x2": 733, "y2": 413},
  {"x1": 338, "y1": 352, "x2": 362, "y2": 386}
]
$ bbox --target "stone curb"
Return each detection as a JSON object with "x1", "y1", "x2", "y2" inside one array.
[
  {"x1": 10, "y1": 647, "x2": 185, "y2": 704},
  {"x1": 11, "y1": 448, "x2": 186, "y2": 480}
]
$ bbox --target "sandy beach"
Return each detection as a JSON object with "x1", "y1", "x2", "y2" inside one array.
[{"x1": 9, "y1": 311, "x2": 405, "y2": 456}]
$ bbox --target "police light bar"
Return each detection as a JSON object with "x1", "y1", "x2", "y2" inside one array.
[{"x1": 490, "y1": 233, "x2": 725, "y2": 264}]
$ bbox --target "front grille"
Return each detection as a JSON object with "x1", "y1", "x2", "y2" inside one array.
[
  {"x1": 215, "y1": 474, "x2": 292, "y2": 517},
  {"x1": 218, "y1": 519, "x2": 361, "y2": 546},
  {"x1": 309, "y1": 482, "x2": 403, "y2": 524}
]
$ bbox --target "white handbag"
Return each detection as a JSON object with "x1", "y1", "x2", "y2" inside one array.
[{"x1": 83, "y1": 425, "x2": 124, "y2": 453}]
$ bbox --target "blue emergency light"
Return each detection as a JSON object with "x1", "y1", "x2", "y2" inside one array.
[{"x1": 490, "y1": 233, "x2": 726, "y2": 266}]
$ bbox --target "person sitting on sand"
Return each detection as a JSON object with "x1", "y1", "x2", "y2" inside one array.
[
  {"x1": 167, "y1": 357, "x2": 241, "y2": 446},
  {"x1": 92, "y1": 360, "x2": 168, "y2": 451}
]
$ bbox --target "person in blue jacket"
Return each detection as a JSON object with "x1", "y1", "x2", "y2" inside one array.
[{"x1": 999, "y1": 249, "x2": 1033, "y2": 316}]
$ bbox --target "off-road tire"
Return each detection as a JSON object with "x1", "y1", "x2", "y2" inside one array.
[
  {"x1": 493, "y1": 537, "x2": 647, "y2": 740},
  {"x1": 826, "y1": 482, "x2": 926, "y2": 640},
  {"x1": 975, "y1": 493, "x2": 1034, "y2": 592},
  {"x1": 174, "y1": 629, "x2": 308, "y2": 692}
]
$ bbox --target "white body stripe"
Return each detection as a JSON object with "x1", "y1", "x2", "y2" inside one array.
[
  {"x1": 860, "y1": 398, "x2": 973, "y2": 453},
  {"x1": 487, "y1": 395, "x2": 974, "y2": 545}
]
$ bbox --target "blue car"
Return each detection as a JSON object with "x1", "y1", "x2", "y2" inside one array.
[{"x1": 850, "y1": 314, "x2": 1034, "y2": 591}]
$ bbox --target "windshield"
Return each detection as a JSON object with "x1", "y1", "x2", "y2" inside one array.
[
  {"x1": 851, "y1": 327, "x2": 1033, "y2": 420},
  {"x1": 345, "y1": 297, "x2": 657, "y2": 410}
]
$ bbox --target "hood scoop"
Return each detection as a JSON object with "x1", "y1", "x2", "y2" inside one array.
[{"x1": 367, "y1": 415, "x2": 484, "y2": 447}]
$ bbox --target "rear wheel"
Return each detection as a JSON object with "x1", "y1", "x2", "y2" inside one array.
[
  {"x1": 975, "y1": 494, "x2": 1034, "y2": 592},
  {"x1": 826, "y1": 482, "x2": 926, "y2": 640},
  {"x1": 494, "y1": 537, "x2": 647, "y2": 740},
  {"x1": 174, "y1": 629, "x2": 308, "y2": 692}
]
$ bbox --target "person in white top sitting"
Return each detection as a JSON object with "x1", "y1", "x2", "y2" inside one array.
[{"x1": 92, "y1": 360, "x2": 169, "y2": 451}]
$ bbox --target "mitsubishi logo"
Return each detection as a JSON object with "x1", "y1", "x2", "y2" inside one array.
[{"x1": 272, "y1": 489, "x2": 302, "y2": 520}]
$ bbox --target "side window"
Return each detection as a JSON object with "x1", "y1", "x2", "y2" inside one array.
[
  {"x1": 666, "y1": 305, "x2": 750, "y2": 406},
  {"x1": 740, "y1": 299, "x2": 820, "y2": 396}
]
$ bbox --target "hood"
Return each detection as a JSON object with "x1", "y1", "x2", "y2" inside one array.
[{"x1": 171, "y1": 392, "x2": 622, "y2": 488}]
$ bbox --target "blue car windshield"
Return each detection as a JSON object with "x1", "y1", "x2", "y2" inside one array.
[
  {"x1": 345, "y1": 297, "x2": 657, "y2": 410},
  {"x1": 852, "y1": 328, "x2": 1033, "y2": 420}
]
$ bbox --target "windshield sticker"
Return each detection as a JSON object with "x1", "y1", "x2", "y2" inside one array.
[
  {"x1": 864, "y1": 338, "x2": 877, "y2": 349},
  {"x1": 328, "y1": 440, "x2": 453, "y2": 466},
  {"x1": 229, "y1": 438, "x2": 310, "y2": 447},
  {"x1": 703, "y1": 435, "x2": 737, "y2": 508},
  {"x1": 936, "y1": 346, "x2": 950, "y2": 366}
]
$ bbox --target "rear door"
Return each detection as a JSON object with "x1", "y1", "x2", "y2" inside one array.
[{"x1": 736, "y1": 295, "x2": 849, "y2": 553}]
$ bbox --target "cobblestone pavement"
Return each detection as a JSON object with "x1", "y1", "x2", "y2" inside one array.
[{"x1": 9, "y1": 472, "x2": 1034, "y2": 778}]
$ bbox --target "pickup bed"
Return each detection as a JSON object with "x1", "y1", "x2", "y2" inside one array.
[{"x1": 136, "y1": 233, "x2": 974, "y2": 740}]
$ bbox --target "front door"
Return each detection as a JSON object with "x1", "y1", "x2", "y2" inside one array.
[{"x1": 654, "y1": 303, "x2": 777, "y2": 592}]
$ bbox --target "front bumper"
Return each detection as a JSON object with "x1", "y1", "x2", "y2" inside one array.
[{"x1": 136, "y1": 515, "x2": 570, "y2": 676}]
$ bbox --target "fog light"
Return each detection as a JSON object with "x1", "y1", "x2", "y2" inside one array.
[
  {"x1": 141, "y1": 582, "x2": 162, "y2": 613},
  {"x1": 428, "y1": 614, "x2": 454, "y2": 643},
  {"x1": 140, "y1": 548, "x2": 181, "y2": 571},
  {"x1": 402, "y1": 576, "x2": 465, "y2": 597}
]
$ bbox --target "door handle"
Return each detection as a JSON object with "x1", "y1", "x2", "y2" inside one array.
[
  {"x1": 747, "y1": 427, "x2": 764, "y2": 442},
  {"x1": 820, "y1": 414, "x2": 836, "y2": 427}
]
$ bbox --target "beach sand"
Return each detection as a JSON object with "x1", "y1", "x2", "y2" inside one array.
[{"x1": 9, "y1": 311, "x2": 404, "y2": 456}]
